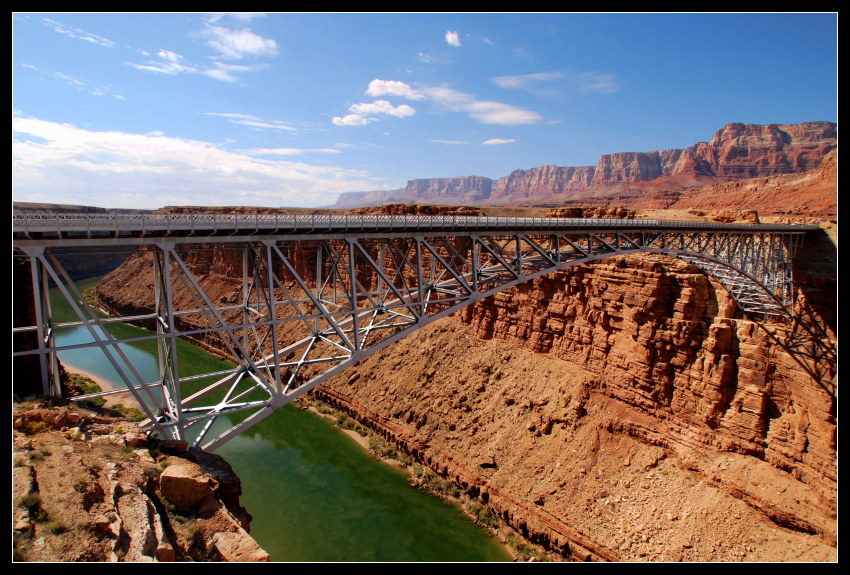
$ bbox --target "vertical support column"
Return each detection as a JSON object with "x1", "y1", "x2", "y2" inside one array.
[
  {"x1": 243, "y1": 244, "x2": 250, "y2": 355},
  {"x1": 347, "y1": 239, "x2": 360, "y2": 351},
  {"x1": 315, "y1": 241, "x2": 323, "y2": 335},
  {"x1": 24, "y1": 247, "x2": 61, "y2": 397},
  {"x1": 158, "y1": 244, "x2": 184, "y2": 441},
  {"x1": 415, "y1": 237, "x2": 425, "y2": 317},
  {"x1": 264, "y1": 240, "x2": 282, "y2": 394}
]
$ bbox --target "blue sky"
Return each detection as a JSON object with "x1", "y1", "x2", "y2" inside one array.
[{"x1": 12, "y1": 12, "x2": 837, "y2": 209}]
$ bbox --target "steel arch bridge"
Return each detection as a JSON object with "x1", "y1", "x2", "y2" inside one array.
[{"x1": 12, "y1": 213, "x2": 825, "y2": 451}]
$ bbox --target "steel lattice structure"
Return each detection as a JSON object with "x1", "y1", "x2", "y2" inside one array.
[{"x1": 13, "y1": 213, "x2": 817, "y2": 451}]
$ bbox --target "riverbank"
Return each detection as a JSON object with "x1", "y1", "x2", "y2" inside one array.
[
  {"x1": 299, "y1": 400, "x2": 548, "y2": 562},
  {"x1": 61, "y1": 362, "x2": 143, "y2": 411}
]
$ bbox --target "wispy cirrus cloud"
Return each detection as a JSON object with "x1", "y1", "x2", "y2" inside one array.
[
  {"x1": 491, "y1": 71, "x2": 564, "y2": 89},
  {"x1": 125, "y1": 14, "x2": 277, "y2": 83},
  {"x1": 482, "y1": 138, "x2": 516, "y2": 145},
  {"x1": 205, "y1": 112, "x2": 298, "y2": 131},
  {"x1": 19, "y1": 63, "x2": 125, "y2": 99},
  {"x1": 573, "y1": 71, "x2": 620, "y2": 94},
  {"x1": 492, "y1": 70, "x2": 620, "y2": 95},
  {"x1": 419, "y1": 85, "x2": 542, "y2": 125},
  {"x1": 430, "y1": 139, "x2": 471, "y2": 145},
  {"x1": 40, "y1": 17, "x2": 115, "y2": 48}
]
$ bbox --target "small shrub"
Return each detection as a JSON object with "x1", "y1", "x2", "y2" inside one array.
[
  {"x1": 73, "y1": 476, "x2": 88, "y2": 493},
  {"x1": 46, "y1": 521, "x2": 66, "y2": 534},
  {"x1": 121, "y1": 446, "x2": 136, "y2": 461},
  {"x1": 28, "y1": 421, "x2": 49, "y2": 435},
  {"x1": 15, "y1": 492, "x2": 41, "y2": 510},
  {"x1": 368, "y1": 436, "x2": 398, "y2": 459}
]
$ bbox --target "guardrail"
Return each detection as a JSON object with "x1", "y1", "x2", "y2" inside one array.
[{"x1": 12, "y1": 212, "x2": 818, "y2": 237}]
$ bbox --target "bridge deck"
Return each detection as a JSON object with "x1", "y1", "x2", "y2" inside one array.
[{"x1": 13, "y1": 213, "x2": 817, "y2": 245}]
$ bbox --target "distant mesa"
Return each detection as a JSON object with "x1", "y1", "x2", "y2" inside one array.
[{"x1": 332, "y1": 121, "x2": 837, "y2": 209}]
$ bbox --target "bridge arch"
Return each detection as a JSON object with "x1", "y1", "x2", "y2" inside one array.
[{"x1": 13, "y1": 213, "x2": 825, "y2": 450}]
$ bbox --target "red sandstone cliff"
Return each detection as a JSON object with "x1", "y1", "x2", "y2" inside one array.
[
  {"x1": 331, "y1": 122, "x2": 836, "y2": 207},
  {"x1": 491, "y1": 166, "x2": 596, "y2": 200},
  {"x1": 399, "y1": 176, "x2": 493, "y2": 204}
]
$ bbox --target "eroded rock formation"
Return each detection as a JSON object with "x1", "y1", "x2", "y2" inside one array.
[{"x1": 12, "y1": 402, "x2": 269, "y2": 562}]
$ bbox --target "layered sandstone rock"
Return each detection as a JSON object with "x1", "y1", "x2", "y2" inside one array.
[
  {"x1": 399, "y1": 176, "x2": 493, "y2": 204},
  {"x1": 491, "y1": 166, "x2": 595, "y2": 200},
  {"x1": 327, "y1": 122, "x2": 836, "y2": 206}
]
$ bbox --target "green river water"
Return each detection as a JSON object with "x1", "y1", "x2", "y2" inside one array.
[{"x1": 51, "y1": 276, "x2": 512, "y2": 562}]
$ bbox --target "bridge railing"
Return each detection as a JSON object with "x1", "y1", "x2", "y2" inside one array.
[{"x1": 12, "y1": 212, "x2": 816, "y2": 237}]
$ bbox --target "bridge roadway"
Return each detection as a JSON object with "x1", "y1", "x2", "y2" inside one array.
[
  {"x1": 12, "y1": 212, "x2": 823, "y2": 451},
  {"x1": 13, "y1": 211, "x2": 818, "y2": 242}
]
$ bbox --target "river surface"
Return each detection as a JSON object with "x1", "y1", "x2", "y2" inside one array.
[{"x1": 52, "y1": 277, "x2": 511, "y2": 562}]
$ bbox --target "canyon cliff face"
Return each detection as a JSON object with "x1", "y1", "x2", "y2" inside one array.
[
  {"x1": 400, "y1": 176, "x2": 493, "y2": 203},
  {"x1": 313, "y1": 252, "x2": 836, "y2": 562},
  {"x1": 332, "y1": 122, "x2": 836, "y2": 207},
  {"x1": 490, "y1": 166, "x2": 596, "y2": 200}
]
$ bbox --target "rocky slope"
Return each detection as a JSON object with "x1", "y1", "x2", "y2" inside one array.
[
  {"x1": 332, "y1": 121, "x2": 836, "y2": 207},
  {"x1": 309, "y1": 247, "x2": 836, "y2": 562},
  {"x1": 12, "y1": 399, "x2": 269, "y2": 562}
]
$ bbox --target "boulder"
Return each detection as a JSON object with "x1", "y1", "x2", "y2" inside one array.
[{"x1": 159, "y1": 461, "x2": 218, "y2": 512}]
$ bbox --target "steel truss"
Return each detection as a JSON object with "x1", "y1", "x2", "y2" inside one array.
[{"x1": 13, "y1": 219, "x2": 817, "y2": 451}]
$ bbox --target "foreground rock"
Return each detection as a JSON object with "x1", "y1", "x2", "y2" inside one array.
[{"x1": 12, "y1": 401, "x2": 269, "y2": 562}]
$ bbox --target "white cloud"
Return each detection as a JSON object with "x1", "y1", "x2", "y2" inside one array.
[
  {"x1": 196, "y1": 23, "x2": 278, "y2": 60},
  {"x1": 445, "y1": 30, "x2": 462, "y2": 47},
  {"x1": 365, "y1": 79, "x2": 424, "y2": 100},
  {"x1": 247, "y1": 147, "x2": 341, "y2": 155},
  {"x1": 12, "y1": 116, "x2": 375, "y2": 209},
  {"x1": 482, "y1": 138, "x2": 516, "y2": 145},
  {"x1": 419, "y1": 86, "x2": 542, "y2": 125},
  {"x1": 349, "y1": 100, "x2": 416, "y2": 118},
  {"x1": 126, "y1": 50, "x2": 197, "y2": 76},
  {"x1": 332, "y1": 114, "x2": 372, "y2": 126},
  {"x1": 431, "y1": 139, "x2": 470, "y2": 145},
  {"x1": 337, "y1": 80, "x2": 542, "y2": 127}
]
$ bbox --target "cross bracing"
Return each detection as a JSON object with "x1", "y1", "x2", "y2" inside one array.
[{"x1": 12, "y1": 214, "x2": 822, "y2": 451}]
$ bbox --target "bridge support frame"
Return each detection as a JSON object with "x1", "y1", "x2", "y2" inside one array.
[{"x1": 13, "y1": 219, "x2": 827, "y2": 451}]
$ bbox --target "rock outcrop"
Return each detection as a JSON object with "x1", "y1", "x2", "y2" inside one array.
[{"x1": 12, "y1": 402, "x2": 269, "y2": 562}]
